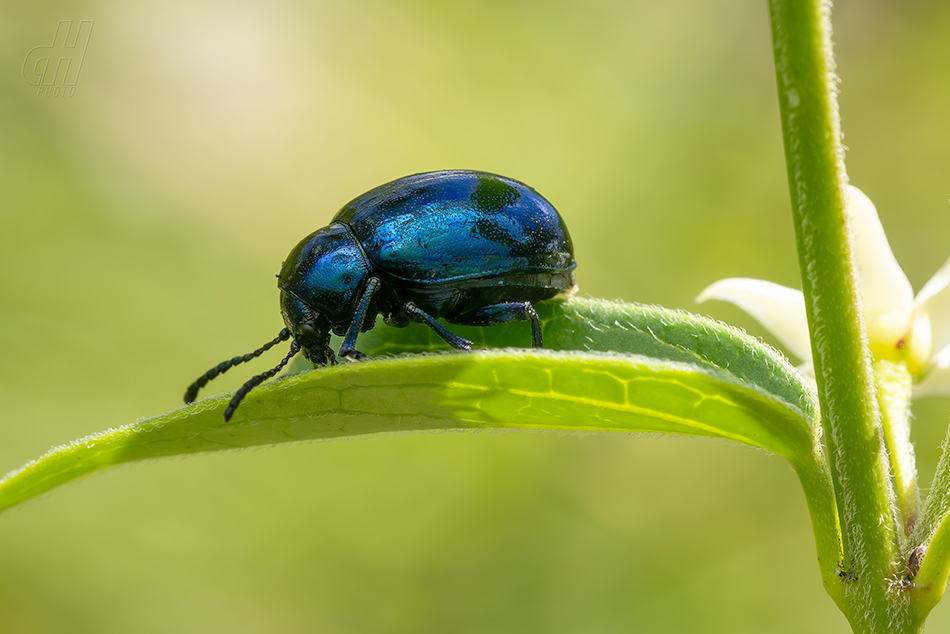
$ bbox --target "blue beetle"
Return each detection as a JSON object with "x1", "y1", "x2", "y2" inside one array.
[{"x1": 184, "y1": 170, "x2": 576, "y2": 420}]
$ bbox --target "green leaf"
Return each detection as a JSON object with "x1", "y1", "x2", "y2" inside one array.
[
  {"x1": 0, "y1": 298, "x2": 818, "y2": 513},
  {"x1": 360, "y1": 297, "x2": 818, "y2": 421}
]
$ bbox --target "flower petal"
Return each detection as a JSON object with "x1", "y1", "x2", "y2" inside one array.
[
  {"x1": 846, "y1": 186, "x2": 915, "y2": 347},
  {"x1": 696, "y1": 278, "x2": 812, "y2": 362},
  {"x1": 916, "y1": 257, "x2": 950, "y2": 358},
  {"x1": 913, "y1": 345, "x2": 950, "y2": 398}
]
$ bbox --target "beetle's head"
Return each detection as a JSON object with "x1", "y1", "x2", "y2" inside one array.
[
  {"x1": 278, "y1": 290, "x2": 335, "y2": 365},
  {"x1": 182, "y1": 223, "x2": 372, "y2": 422},
  {"x1": 276, "y1": 223, "x2": 371, "y2": 364}
]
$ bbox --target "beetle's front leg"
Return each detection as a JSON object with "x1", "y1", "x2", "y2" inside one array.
[{"x1": 338, "y1": 277, "x2": 381, "y2": 361}]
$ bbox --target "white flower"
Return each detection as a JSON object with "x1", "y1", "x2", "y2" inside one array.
[{"x1": 697, "y1": 186, "x2": 950, "y2": 396}]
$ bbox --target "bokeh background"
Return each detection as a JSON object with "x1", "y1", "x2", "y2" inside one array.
[{"x1": 2, "y1": 1, "x2": 950, "y2": 632}]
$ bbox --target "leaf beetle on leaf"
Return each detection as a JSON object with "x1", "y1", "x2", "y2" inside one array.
[{"x1": 184, "y1": 170, "x2": 577, "y2": 420}]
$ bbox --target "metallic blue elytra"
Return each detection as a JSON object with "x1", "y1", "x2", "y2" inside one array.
[{"x1": 184, "y1": 170, "x2": 576, "y2": 420}]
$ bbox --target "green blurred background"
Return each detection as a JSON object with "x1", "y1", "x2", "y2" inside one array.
[{"x1": 2, "y1": 1, "x2": 950, "y2": 632}]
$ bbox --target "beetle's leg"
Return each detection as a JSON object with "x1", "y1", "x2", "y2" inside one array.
[
  {"x1": 403, "y1": 302, "x2": 473, "y2": 350},
  {"x1": 453, "y1": 302, "x2": 543, "y2": 347},
  {"x1": 339, "y1": 277, "x2": 381, "y2": 361}
]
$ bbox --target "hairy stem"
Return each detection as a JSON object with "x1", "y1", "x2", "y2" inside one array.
[
  {"x1": 908, "y1": 410, "x2": 950, "y2": 621},
  {"x1": 917, "y1": 415, "x2": 950, "y2": 545},
  {"x1": 768, "y1": 0, "x2": 905, "y2": 630},
  {"x1": 874, "y1": 361, "x2": 917, "y2": 540}
]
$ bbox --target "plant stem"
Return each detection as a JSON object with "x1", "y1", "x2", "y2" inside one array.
[
  {"x1": 874, "y1": 360, "x2": 918, "y2": 540},
  {"x1": 917, "y1": 415, "x2": 950, "y2": 545},
  {"x1": 912, "y1": 503, "x2": 950, "y2": 623},
  {"x1": 768, "y1": 0, "x2": 905, "y2": 630},
  {"x1": 908, "y1": 407, "x2": 950, "y2": 621},
  {"x1": 791, "y1": 449, "x2": 846, "y2": 608}
]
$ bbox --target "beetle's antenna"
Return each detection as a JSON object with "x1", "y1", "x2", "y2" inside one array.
[
  {"x1": 183, "y1": 328, "x2": 291, "y2": 404},
  {"x1": 224, "y1": 340, "x2": 301, "y2": 421}
]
